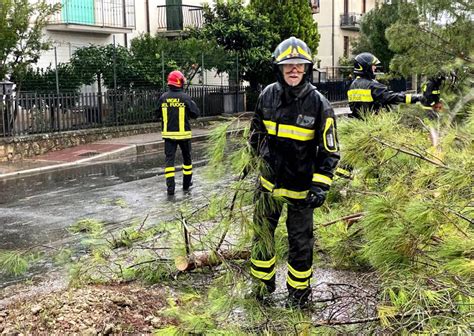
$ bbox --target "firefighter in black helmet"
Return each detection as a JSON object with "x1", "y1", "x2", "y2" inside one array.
[
  {"x1": 347, "y1": 52, "x2": 423, "y2": 119},
  {"x1": 249, "y1": 37, "x2": 340, "y2": 309}
]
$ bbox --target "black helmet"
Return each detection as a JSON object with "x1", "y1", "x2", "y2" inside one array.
[
  {"x1": 354, "y1": 52, "x2": 380, "y2": 79},
  {"x1": 272, "y1": 37, "x2": 313, "y2": 84}
]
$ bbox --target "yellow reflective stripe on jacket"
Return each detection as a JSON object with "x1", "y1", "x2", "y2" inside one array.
[
  {"x1": 162, "y1": 131, "x2": 192, "y2": 139},
  {"x1": 273, "y1": 188, "x2": 307, "y2": 199},
  {"x1": 288, "y1": 263, "x2": 312, "y2": 279},
  {"x1": 165, "y1": 173, "x2": 175, "y2": 178},
  {"x1": 179, "y1": 106, "x2": 185, "y2": 132},
  {"x1": 406, "y1": 94, "x2": 412, "y2": 104},
  {"x1": 323, "y1": 117, "x2": 337, "y2": 152},
  {"x1": 286, "y1": 275, "x2": 310, "y2": 289},
  {"x1": 251, "y1": 268, "x2": 276, "y2": 281},
  {"x1": 259, "y1": 176, "x2": 308, "y2": 199},
  {"x1": 263, "y1": 120, "x2": 277, "y2": 135},
  {"x1": 348, "y1": 89, "x2": 373, "y2": 102},
  {"x1": 278, "y1": 124, "x2": 315, "y2": 141},
  {"x1": 165, "y1": 167, "x2": 175, "y2": 173},
  {"x1": 432, "y1": 90, "x2": 440, "y2": 94},
  {"x1": 260, "y1": 176, "x2": 275, "y2": 191},
  {"x1": 182, "y1": 164, "x2": 192, "y2": 170},
  {"x1": 251, "y1": 255, "x2": 276, "y2": 268},
  {"x1": 162, "y1": 107, "x2": 168, "y2": 133},
  {"x1": 335, "y1": 167, "x2": 351, "y2": 177},
  {"x1": 312, "y1": 173, "x2": 332, "y2": 186},
  {"x1": 183, "y1": 170, "x2": 192, "y2": 175},
  {"x1": 263, "y1": 120, "x2": 314, "y2": 141}
]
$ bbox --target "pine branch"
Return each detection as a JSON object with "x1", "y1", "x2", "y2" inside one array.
[
  {"x1": 312, "y1": 309, "x2": 457, "y2": 327},
  {"x1": 137, "y1": 214, "x2": 149, "y2": 232},
  {"x1": 179, "y1": 212, "x2": 191, "y2": 256},
  {"x1": 319, "y1": 213, "x2": 366, "y2": 227},
  {"x1": 372, "y1": 137, "x2": 451, "y2": 169},
  {"x1": 418, "y1": 26, "x2": 472, "y2": 63},
  {"x1": 447, "y1": 87, "x2": 474, "y2": 126},
  {"x1": 446, "y1": 208, "x2": 474, "y2": 226}
]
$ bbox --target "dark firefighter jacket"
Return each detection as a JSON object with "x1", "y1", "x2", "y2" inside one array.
[
  {"x1": 421, "y1": 77, "x2": 443, "y2": 108},
  {"x1": 348, "y1": 76, "x2": 419, "y2": 119},
  {"x1": 250, "y1": 82, "x2": 340, "y2": 200},
  {"x1": 158, "y1": 87, "x2": 200, "y2": 140}
]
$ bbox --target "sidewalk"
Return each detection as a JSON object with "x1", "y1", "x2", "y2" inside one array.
[
  {"x1": 0, "y1": 106, "x2": 350, "y2": 179},
  {"x1": 0, "y1": 126, "x2": 212, "y2": 179}
]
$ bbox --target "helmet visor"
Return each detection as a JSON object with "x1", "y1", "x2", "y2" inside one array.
[{"x1": 278, "y1": 58, "x2": 312, "y2": 65}]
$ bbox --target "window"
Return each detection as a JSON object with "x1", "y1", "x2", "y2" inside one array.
[
  {"x1": 62, "y1": 0, "x2": 95, "y2": 24},
  {"x1": 343, "y1": 36, "x2": 349, "y2": 58},
  {"x1": 309, "y1": 0, "x2": 320, "y2": 14},
  {"x1": 344, "y1": 0, "x2": 349, "y2": 14},
  {"x1": 362, "y1": 0, "x2": 366, "y2": 13}
]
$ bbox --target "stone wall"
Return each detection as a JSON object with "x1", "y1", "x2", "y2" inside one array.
[{"x1": 0, "y1": 124, "x2": 159, "y2": 162}]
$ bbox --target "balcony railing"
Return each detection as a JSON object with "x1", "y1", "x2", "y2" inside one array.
[
  {"x1": 340, "y1": 13, "x2": 363, "y2": 30},
  {"x1": 156, "y1": 5, "x2": 203, "y2": 33},
  {"x1": 46, "y1": 0, "x2": 136, "y2": 34}
]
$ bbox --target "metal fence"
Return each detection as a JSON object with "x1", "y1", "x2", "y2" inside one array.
[
  {"x1": 0, "y1": 85, "x2": 247, "y2": 138},
  {"x1": 314, "y1": 81, "x2": 348, "y2": 102}
]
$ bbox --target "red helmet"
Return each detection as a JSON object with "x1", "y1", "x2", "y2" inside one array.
[{"x1": 167, "y1": 70, "x2": 185, "y2": 88}]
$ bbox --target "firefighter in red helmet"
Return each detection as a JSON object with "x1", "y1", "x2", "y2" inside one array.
[{"x1": 158, "y1": 70, "x2": 200, "y2": 196}]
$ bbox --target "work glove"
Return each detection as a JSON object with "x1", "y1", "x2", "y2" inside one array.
[
  {"x1": 305, "y1": 186, "x2": 327, "y2": 208},
  {"x1": 410, "y1": 94, "x2": 424, "y2": 104}
]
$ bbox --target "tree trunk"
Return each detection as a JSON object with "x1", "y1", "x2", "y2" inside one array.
[{"x1": 175, "y1": 250, "x2": 250, "y2": 272}]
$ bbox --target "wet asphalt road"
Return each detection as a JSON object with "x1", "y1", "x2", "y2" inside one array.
[{"x1": 0, "y1": 143, "x2": 216, "y2": 251}]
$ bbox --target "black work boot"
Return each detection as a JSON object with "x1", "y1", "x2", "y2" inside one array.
[
  {"x1": 183, "y1": 175, "x2": 193, "y2": 191},
  {"x1": 166, "y1": 178, "x2": 175, "y2": 196},
  {"x1": 253, "y1": 279, "x2": 276, "y2": 303},
  {"x1": 286, "y1": 288, "x2": 311, "y2": 309}
]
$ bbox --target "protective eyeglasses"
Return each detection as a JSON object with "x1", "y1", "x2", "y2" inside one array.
[{"x1": 282, "y1": 63, "x2": 306, "y2": 73}]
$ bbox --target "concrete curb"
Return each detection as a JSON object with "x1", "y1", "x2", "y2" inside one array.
[{"x1": 0, "y1": 134, "x2": 211, "y2": 180}]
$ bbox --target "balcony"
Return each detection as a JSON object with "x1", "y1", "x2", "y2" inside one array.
[
  {"x1": 45, "y1": 0, "x2": 136, "y2": 34},
  {"x1": 340, "y1": 13, "x2": 363, "y2": 31},
  {"x1": 156, "y1": 5, "x2": 203, "y2": 36}
]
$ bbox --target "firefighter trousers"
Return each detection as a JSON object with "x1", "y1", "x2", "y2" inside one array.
[
  {"x1": 250, "y1": 191, "x2": 314, "y2": 300},
  {"x1": 164, "y1": 139, "x2": 193, "y2": 193}
]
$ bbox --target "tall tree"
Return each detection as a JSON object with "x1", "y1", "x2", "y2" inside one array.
[
  {"x1": 16, "y1": 63, "x2": 82, "y2": 93},
  {"x1": 70, "y1": 44, "x2": 141, "y2": 91},
  {"x1": 352, "y1": 2, "x2": 402, "y2": 72},
  {"x1": 129, "y1": 34, "x2": 228, "y2": 88},
  {"x1": 0, "y1": 0, "x2": 60, "y2": 80},
  {"x1": 249, "y1": 0, "x2": 320, "y2": 54},
  {"x1": 190, "y1": 0, "x2": 278, "y2": 88},
  {"x1": 386, "y1": 0, "x2": 473, "y2": 80}
]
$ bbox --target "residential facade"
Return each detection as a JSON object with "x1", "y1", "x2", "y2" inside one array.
[
  {"x1": 37, "y1": 0, "x2": 221, "y2": 85},
  {"x1": 36, "y1": 1, "x2": 389, "y2": 85},
  {"x1": 312, "y1": 0, "x2": 385, "y2": 77}
]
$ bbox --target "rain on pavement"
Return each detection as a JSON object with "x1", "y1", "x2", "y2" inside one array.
[{"x1": 0, "y1": 142, "x2": 217, "y2": 252}]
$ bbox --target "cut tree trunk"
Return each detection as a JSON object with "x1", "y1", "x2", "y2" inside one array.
[{"x1": 175, "y1": 250, "x2": 250, "y2": 272}]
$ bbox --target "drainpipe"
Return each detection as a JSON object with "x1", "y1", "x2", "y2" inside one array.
[
  {"x1": 145, "y1": 0, "x2": 150, "y2": 33},
  {"x1": 123, "y1": 0, "x2": 128, "y2": 48},
  {"x1": 331, "y1": 0, "x2": 335, "y2": 68}
]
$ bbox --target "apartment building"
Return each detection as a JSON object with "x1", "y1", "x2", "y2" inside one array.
[
  {"x1": 312, "y1": 0, "x2": 383, "y2": 71},
  {"x1": 36, "y1": 1, "x2": 389, "y2": 84}
]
